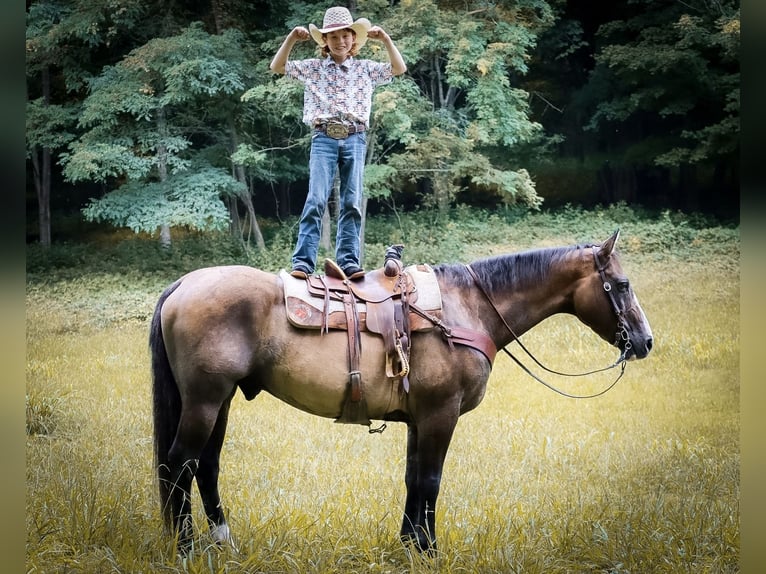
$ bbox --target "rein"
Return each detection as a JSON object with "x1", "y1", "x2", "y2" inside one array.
[{"x1": 465, "y1": 250, "x2": 630, "y2": 399}]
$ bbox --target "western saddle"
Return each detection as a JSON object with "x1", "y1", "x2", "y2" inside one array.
[{"x1": 280, "y1": 246, "x2": 497, "y2": 426}]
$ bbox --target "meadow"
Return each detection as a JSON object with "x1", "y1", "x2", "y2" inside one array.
[{"x1": 26, "y1": 206, "x2": 739, "y2": 573}]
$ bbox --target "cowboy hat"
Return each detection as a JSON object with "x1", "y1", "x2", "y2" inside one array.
[{"x1": 309, "y1": 6, "x2": 371, "y2": 50}]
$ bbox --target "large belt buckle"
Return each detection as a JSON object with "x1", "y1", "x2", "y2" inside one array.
[{"x1": 325, "y1": 121, "x2": 349, "y2": 139}]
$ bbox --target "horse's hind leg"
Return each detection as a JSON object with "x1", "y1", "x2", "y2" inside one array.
[
  {"x1": 196, "y1": 392, "x2": 235, "y2": 545},
  {"x1": 167, "y1": 400, "x2": 227, "y2": 549}
]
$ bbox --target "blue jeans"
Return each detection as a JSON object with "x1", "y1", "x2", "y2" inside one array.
[{"x1": 292, "y1": 131, "x2": 367, "y2": 272}]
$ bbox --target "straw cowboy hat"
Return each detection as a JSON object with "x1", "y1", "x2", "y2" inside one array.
[{"x1": 309, "y1": 6, "x2": 371, "y2": 49}]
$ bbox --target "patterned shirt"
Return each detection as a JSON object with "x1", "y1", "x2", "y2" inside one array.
[{"x1": 285, "y1": 57, "x2": 393, "y2": 127}]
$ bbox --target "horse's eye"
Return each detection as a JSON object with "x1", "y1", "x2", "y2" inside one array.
[{"x1": 616, "y1": 280, "x2": 629, "y2": 293}]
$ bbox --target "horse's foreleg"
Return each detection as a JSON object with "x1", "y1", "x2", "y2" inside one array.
[
  {"x1": 400, "y1": 414, "x2": 458, "y2": 553},
  {"x1": 196, "y1": 392, "x2": 235, "y2": 546},
  {"x1": 400, "y1": 424, "x2": 419, "y2": 544}
]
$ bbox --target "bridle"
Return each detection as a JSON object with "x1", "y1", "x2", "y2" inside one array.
[
  {"x1": 592, "y1": 245, "x2": 634, "y2": 358},
  {"x1": 465, "y1": 247, "x2": 633, "y2": 399}
]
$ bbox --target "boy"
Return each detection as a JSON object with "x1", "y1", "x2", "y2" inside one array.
[{"x1": 270, "y1": 6, "x2": 406, "y2": 280}]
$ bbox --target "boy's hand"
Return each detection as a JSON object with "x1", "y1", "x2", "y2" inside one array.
[
  {"x1": 367, "y1": 26, "x2": 391, "y2": 42},
  {"x1": 291, "y1": 26, "x2": 310, "y2": 41},
  {"x1": 367, "y1": 25, "x2": 407, "y2": 75}
]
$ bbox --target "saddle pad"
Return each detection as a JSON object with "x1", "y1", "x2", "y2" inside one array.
[{"x1": 280, "y1": 264, "x2": 442, "y2": 330}]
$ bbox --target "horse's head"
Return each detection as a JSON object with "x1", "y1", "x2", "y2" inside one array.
[{"x1": 574, "y1": 230, "x2": 653, "y2": 360}]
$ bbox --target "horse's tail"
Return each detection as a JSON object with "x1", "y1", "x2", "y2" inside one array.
[{"x1": 149, "y1": 279, "x2": 183, "y2": 532}]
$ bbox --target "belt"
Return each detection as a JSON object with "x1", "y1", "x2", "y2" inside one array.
[{"x1": 314, "y1": 120, "x2": 366, "y2": 139}]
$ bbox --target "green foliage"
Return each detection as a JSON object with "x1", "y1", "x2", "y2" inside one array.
[
  {"x1": 26, "y1": 0, "x2": 143, "y2": 82},
  {"x1": 372, "y1": 0, "x2": 550, "y2": 210},
  {"x1": 63, "y1": 140, "x2": 159, "y2": 182},
  {"x1": 26, "y1": 98, "x2": 79, "y2": 155},
  {"x1": 467, "y1": 78, "x2": 543, "y2": 147},
  {"x1": 27, "y1": 0, "x2": 742, "y2": 250},
  {"x1": 81, "y1": 167, "x2": 242, "y2": 234},
  {"x1": 28, "y1": 205, "x2": 737, "y2": 284},
  {"x1": 387, "y1": 126, "x2": 541, "y2": 211},
  {"x1": 70, "y1": 23, "x2": 248, "y2": 138},
  {"x1": 26, "y1": 233, "x2": 248, "y2": 285},
  {"x1": 371, "y1": 79, "x2": 428, "y2": 147},
  {"x1": 241, "y1": 79, "x2": 304, "y2": 123},
  {"x1": 362, "y1": 162, "x2": 398, "y2": 200},
  {"x1": 585, "y1": 1, "x2": 739, "y2": 167},
  {"x1": 59, "y1": 23, "x2": 258, "y2": 237},
  {"x1": 462, "y1": 158, "x2": 541, "y2": 209}
]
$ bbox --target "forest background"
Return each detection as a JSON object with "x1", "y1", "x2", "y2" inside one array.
[{"x1": 26, "y1": 0, "x2": 740, "y2": 253}]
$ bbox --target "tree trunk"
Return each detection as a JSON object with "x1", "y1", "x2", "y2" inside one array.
[
  {"x1": 678, "y1": 163, "x2": 699, "y2": 212},
  {"x1": 360, "y1": 129, "x2": 379, "y2": 267},
  {"x1": 159, "y1": 224, "x2": 171, "y2": 246},
  {"x1": 39, "y1": 148, "x2": 51, "y2": 246},
  {"x1": 240, "y1": 169, "x2": 265, "y2": 250},
  {"x1": 156, "y1": 107, "x2": 172, "y2": 248},
  {"x1": 229, "y1": 121, "x2": 266, "y2": 249},
  {"x1": 434, "y1": 171, "x2": 453, "y2": 215},
  {"x1": 228, "y1": 195, "x2": 240, "y2": 238},
  {"x1": 359, "y1": 194, "x2": 367, "y2": 266},
  {"x1": 32, "y1": 67, "x2": 52, "y2": 247},
  {"x1": 275, "y1": 181, "x2": 291, "y2": 220},
  {"x1": 211, "y1": 0, "x2": 225, "y2": 33},
  {"x1": 30, "y1": 146, "x2": 52, "y2": 247}
]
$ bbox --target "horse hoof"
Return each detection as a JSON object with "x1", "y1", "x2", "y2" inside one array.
[
  {"x1": 211, "y1": 524, "x2": 232, "y2": 546},
  {"x1": 400, "y1": 532, "x2": 437, "y2": 555}
]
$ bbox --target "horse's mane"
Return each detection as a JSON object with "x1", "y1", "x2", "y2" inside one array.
[{"x1": 433, "y1": 244, "x2": 596, "y2": 293}]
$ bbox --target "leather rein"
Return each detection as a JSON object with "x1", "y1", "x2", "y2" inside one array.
[{"x1": 465, "y1": 246, "x2": 631, "y2": 399}]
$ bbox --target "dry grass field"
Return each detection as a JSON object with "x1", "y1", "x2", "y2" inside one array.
[{"x1": 26, "y1": 219, "x2": 739, "y2": 573}]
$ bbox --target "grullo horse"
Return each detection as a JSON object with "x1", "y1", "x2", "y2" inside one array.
[{"x1": 150, "y1": 230, "x2": 653, "y2": 552}]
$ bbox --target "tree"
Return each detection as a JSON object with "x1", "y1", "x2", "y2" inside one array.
[
  {"x1": 26, "y1": 0, "x2": 145, "y2": 246},
  {"x1": 61, "y1": 23, "x2": 252, "y2": 246},
  {"x1": 26, "y1": 97, "x2": 77, "y2": 247},
  {"x1": 237, "y1": 0, "x2": 555, "y2": 264},
  {"x1": 583, "y1": 0, "x2": 739, "y2": 211},
  {"x1": 208, "y1": 0, "x2": 280, "y2": 250},
  {"x1": 360, "y1": 0, "x2": 554, "y2": 214},
  {"x1": 237, "y1": 50, "x2": 309, "y2": 249},
  {"x1": 26, "y1": 0, "x2": 741, "y2": 249}
]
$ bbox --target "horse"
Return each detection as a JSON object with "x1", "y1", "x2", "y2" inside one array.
[{"x1": 149, "y1": 230, "x2": 653, "y2": 552}]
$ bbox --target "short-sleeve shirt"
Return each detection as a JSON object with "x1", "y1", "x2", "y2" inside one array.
[{"x1": 285, "y1": 57, "x2": 393, "y2": 127}]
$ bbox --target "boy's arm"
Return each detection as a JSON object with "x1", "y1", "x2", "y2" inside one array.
[
  {"x1": 270, "y1": 27, "x2": 310, "y2": 74},
  {"x1": 368, "y1": 26, "x2": 407, "y2": 76}
]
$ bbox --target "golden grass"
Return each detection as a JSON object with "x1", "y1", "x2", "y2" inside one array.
[{"x1": 26, "y1": 252, "x2": 739, "y2": 573}]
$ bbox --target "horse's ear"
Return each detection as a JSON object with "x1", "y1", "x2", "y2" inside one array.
[{"x1": 599, "y1": 229, "x2": 620, "y2": 259}]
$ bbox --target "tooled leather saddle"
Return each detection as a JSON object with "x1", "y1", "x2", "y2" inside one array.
[
  {"x1": 280, "y1": 256, "x2": 442, "y2": 425},
  {"x1": 280, "y1": 249, "x2": 498, "y2": 427}
]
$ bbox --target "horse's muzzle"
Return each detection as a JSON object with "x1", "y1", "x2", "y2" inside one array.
[{"x1": 625, "y1": 335, "x2": 653, "y2": 360}]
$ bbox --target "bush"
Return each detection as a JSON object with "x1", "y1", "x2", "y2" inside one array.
[
  {"x1": 26, "y1": 205, "x2": 738, "y2": 283},
  {"x1": 26, "y1": 391, "x2": 61, "y2": 436}
]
